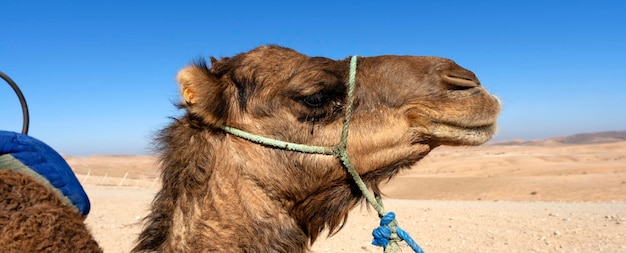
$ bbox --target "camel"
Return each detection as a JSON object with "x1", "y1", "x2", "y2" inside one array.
[
  {"x1": 133, "y1": 45, "x2": 501, "y2": 252},
  {"x1": 0, "y1": 170, "x2": 102, "y2": 252},
  {"x1": 0, "y1": 131, "x2": 102, "y2": 252}
]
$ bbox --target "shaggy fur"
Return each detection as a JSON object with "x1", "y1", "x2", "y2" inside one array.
[
  {"x1": 0, "y1": 170, "x2": 102, "y2": 253},
  {"x1": 134, "y1": 45, "x2": 501, "y2": 252}
]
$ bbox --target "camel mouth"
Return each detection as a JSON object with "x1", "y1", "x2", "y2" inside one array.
[
  {"x1": 408, "y1": 107, "x2": 500, "y2": 146},
  {"x1": 427, "y1": 121, "x2": 498, "y2": 146},
  {"x1": 406, "y1": 91, "x2": 501, "y2": 146}
]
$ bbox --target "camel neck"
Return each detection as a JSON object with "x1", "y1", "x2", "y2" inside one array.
[{"x1": 168, "y1": 162, "x2": 310, "y2": 252}]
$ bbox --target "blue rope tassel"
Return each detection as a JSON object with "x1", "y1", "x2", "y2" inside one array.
[{"x1": 372, "y1": 212, "x2": 425, "y2": 253}]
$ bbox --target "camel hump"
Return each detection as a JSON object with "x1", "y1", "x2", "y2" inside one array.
[{"x1": 0, "y1": 130, "x2": 90, "y2": 215}]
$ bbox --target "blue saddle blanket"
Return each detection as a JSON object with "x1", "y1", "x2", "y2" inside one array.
[{"x1": 0, "y1": 130, "x2": 90, "y2": 215}]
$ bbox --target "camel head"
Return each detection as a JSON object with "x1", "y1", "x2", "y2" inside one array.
[
  {"x1": 136, "y1": 45, "x2": 500, "y2": 252},
  {"x1": 177, "y1": 44, "x2": 499, "y2": 181}
]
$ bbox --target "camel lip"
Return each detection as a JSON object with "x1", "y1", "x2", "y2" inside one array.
[
  {"x1": 423, "y1": 121, "x2": 499, "y2": 146},
  {"x1": 442, "y1": 118, "x2": 498, "y2": 129},
  {"x1": 438, "y1": 120, "x2": 498, "y2": 131}
]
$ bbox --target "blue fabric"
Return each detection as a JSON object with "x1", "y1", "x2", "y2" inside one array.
[{"x1": 0, "y1": 130, "x2": 90, "y2": 215}]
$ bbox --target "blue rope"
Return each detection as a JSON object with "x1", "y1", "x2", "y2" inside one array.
[{"x1": 372, "y1": 212, "x2": 425, "y2": 253}]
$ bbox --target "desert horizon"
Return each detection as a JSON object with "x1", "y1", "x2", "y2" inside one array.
[{"x1": 66, "y1": 130, "x2": 626, "y2": 202}]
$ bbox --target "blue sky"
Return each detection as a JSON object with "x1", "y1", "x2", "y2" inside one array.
[{"x1": 1, "y1": 1, "x2": 625, "y2": 156}]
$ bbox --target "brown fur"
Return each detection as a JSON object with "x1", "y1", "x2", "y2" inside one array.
[
  {"x1": 0, "y1": 170, "x2": 102, "y2": 253},
  {"x1": 134, "y1": 45, "x2": 500, "y2": 252}
]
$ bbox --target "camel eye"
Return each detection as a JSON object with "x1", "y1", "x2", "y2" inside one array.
[{"x1": 301, "y1": 92, "x2": 330, "y2": 108}]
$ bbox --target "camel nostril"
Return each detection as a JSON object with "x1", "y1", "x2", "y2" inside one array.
[{"x1": 442, "y1": 74, "x2": 480, "y2": 90}]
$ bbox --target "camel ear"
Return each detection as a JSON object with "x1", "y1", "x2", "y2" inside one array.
[{"x1": 177, "y1": 65, "x2": 230, "y2": 127}]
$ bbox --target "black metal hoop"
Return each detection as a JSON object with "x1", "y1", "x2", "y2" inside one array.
[{"x1": 1, "y1": 71, "x2": 29, "y2": 135}]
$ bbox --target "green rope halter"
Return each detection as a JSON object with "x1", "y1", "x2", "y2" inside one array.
[{"x1": 221, "y1": 56, "x2": 423, "y2": 253}]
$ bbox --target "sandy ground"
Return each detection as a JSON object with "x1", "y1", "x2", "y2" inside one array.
[{"x1": 73, "y1": 141, "x2": 626, "y2": 252}]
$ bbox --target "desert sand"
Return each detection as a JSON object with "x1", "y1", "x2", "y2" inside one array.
[{"x1": 68, "y1": 140, "x2": 626, "y2": 252}]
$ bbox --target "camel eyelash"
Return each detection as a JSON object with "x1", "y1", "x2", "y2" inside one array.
[{"x1": 300, "y1": 92, "x2": 331, "y2": 108}]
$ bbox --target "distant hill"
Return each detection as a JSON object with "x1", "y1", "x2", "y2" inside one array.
[{"x1": 490, "y1": 130, "x2": 626, "y2": 146}]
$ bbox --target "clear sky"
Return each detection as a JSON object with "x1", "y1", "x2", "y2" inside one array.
[{"x1": 1, "y1": 1, "x2": 625, "y2": 156}]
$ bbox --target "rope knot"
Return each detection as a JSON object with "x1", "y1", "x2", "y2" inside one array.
[
  {"x1": 371, "y1": 212, "x2": 396, "y2": 247},
  {"x1": 371, "y1": 212, "x2": 425, "y2": 253}
]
